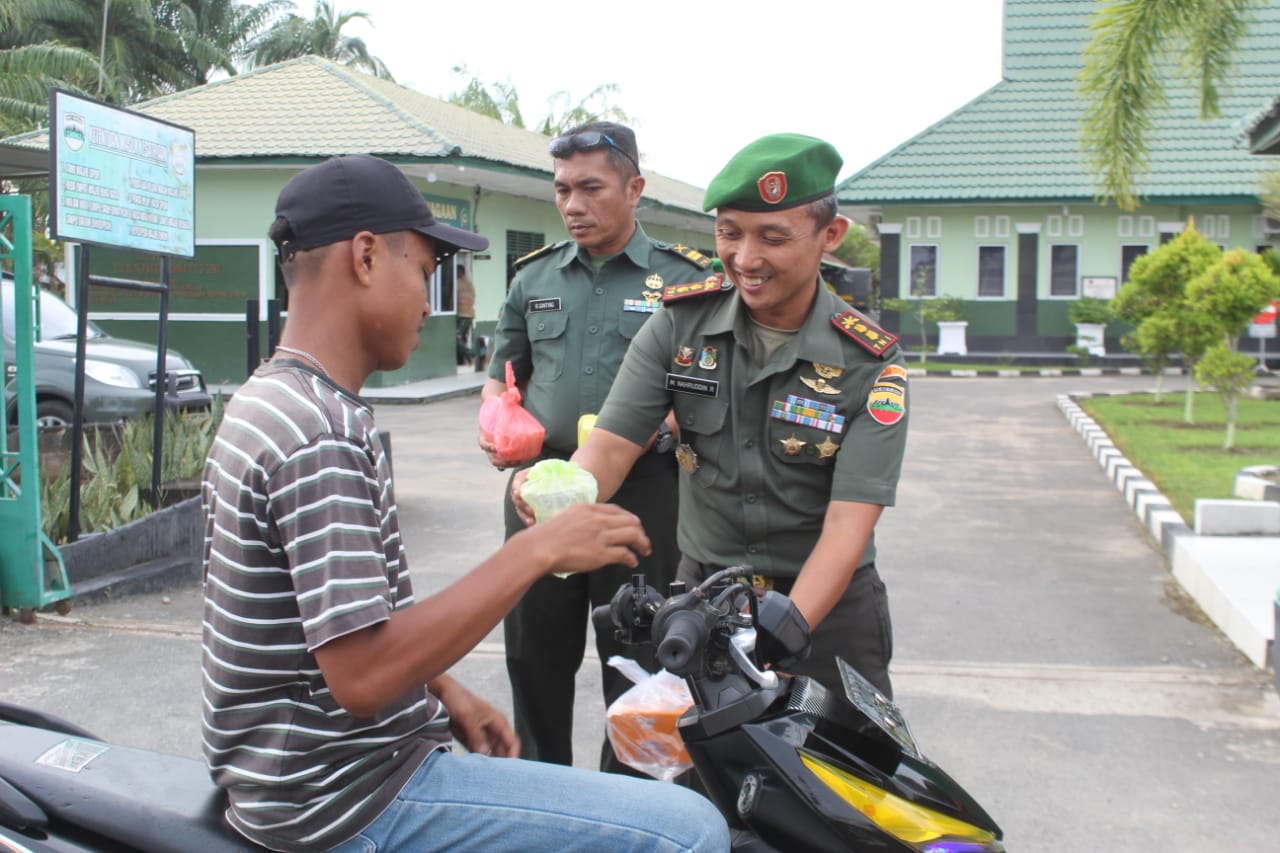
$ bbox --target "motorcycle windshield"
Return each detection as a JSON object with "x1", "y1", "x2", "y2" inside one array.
[{"x1": 835, "y1": 657, "x2": 922, "y2": 760}]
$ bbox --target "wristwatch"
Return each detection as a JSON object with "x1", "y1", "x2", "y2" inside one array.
[{"x1": 653, "y1": 422, "x2": 675, "y2": 454}]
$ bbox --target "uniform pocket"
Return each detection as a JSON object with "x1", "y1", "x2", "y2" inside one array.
[
  {"x1": 527, "y1": 310, "x2": 569, "y2": 381},
  {"x1": 673, "y1": 393, "x2": 730, "y2": 487},
  {"x1": 617, "y1": 307, "x2": 652, "y2": 340}
]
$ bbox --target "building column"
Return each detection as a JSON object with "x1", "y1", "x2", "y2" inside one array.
[
  {"x1": 1016, "y1": 223, "x2": 1040, "y2": 344},
  {"x1": 878, "y1": 223, "x2": 901, "y2": 332}
]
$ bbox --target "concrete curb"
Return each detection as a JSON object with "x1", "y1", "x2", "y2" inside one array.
[
  {"x1": 1056, "y1": 393, "x2": 1192, "y2": 560},
  {"x1": 1058, "y1": 392, "x2": 1280, "y2": 668}
]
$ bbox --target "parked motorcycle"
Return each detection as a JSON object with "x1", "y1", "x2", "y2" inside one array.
[{"x1": 594, "y1": 567, "x2": 1006, "y2": 853}]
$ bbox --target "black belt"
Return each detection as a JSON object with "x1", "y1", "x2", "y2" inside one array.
[{"x1": 678, "y1": 555, "x2": 795, "y2": 594}]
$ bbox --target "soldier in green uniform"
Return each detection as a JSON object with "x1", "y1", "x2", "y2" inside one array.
[
  {"x1": 517, "y1": 133, "x2": 908, "y2": 698},
  {"x1": 478, "y1": 121, "x2": 713, "y2": 772}
]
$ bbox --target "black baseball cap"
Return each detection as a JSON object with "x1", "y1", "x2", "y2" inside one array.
[{"x1": 273, "y1": 154, "x2": 489, "y2": 258}]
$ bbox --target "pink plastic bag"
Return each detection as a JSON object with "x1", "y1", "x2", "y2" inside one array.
[{"x1": 479, "y1": 361, "x2": 545, "y2": 464}]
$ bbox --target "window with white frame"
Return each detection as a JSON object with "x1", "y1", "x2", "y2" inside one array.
[
  {"x1": 926, "y1": 216, "x2": 942, "y2": 238},
  {"x1": 977, "y1": 245, "x2": 1005, "y2": 297},
  {"x1": 908, "y1": 245, "x2": 938, "y2": 296},
  {"x1": 1120, "y1": 244, "x2": 1148, "y2": 284},
  {"x1": 974, "y1": 216, "x2": 990, "y2": 238},
  {"x1": 1049, "y1": 244, "x2": 1078, "y2": 296},
  {"x1": 994, "y1": 215, "x2": 1010, "y2": 238}
]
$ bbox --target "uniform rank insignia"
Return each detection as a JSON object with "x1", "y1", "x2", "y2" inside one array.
[
  {"x1": 663, "y1": 273, "x2": 733, "y2": 303},
  {"x1": 513, "y1": 240, "x2": 571, "y2": 270},
  {"x1": 663, "y1": 243, "x2": 714, "y2": 269},
  {"x1": 833, "y1": 310, "x2": 898, "y2": 357}
]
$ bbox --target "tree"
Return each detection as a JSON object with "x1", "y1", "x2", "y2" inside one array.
[
  {"x1": 1186, "y1": 249, "x2": 1280, "y2": 448},
  {"x1": 446, "y1": 66, "x2": 634, "y2": 138},
  {"x1": 1111, "y1": 219, "x2": 1220, "y2": 418},
  {"x1": 830, "y1": 220, "x2": 879, "y2": 271},
  {"x1": 168, "y1": 0, "x2": 291, "y2": 85},
  {"x1": 446, "y1": 64, "x2": 526, "y2": 127},
  {"x1": 1079, "y1": 0, "x2": 1260, "y2": 210},
  {"x1": 882, "y1": 264, "x2": 965, "y2": 364},
  {"x1": 250, "y1": 1, "x2": 391, "y2": 79}
]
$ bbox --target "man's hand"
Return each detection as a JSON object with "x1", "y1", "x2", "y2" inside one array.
[
  {"x1": 430, "y1": 674, "x2": 520, "y2": 758},
  {"x1": 479, "y1": 427, "x2": 523, "y2": 470},
  {"x1": 517, "y1": 502, "x2": 651, "y2": 574},
  {"x1": 509, "y1": 468, "x2": 535, "y2": 525}
]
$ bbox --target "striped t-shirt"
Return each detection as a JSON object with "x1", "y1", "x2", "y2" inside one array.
[{"x1": 201, "y1": 362, "x2": 450, "y2": 852}]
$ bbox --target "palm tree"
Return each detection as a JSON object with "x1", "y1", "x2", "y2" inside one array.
[
  {"x1": 447, "y1": 66, "x2": 634, "y2": 138},
  {"x1": 250, "y1": 1, "x2": 391, "y2": 79},
  {"x1": 165, "y1": 0, "x2": 292, "y2": 85},
  {"x1": 1079, "y1": 0, "x2": 1260, "y2": 210}
]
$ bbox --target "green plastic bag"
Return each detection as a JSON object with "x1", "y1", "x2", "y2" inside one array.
[{"x1": 520, "y1": 460, "x2": 598, "y2": 578}]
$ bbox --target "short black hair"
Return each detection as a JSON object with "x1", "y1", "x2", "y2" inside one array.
[
  {"x1": 558, "y1": 120, "x2": 640, "y2": 180},
  {"x1": 807, "y1": 194, "x2": 839, "y2": 230}
]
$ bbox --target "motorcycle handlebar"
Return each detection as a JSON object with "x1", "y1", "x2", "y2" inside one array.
[{"x1": 655, "y1": 609, "x2": 706, "y2": 675}]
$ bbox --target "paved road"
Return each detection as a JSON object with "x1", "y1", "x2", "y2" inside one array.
[{"x1": 3, "y1": 374, "x2": 1277, "y2": 852}]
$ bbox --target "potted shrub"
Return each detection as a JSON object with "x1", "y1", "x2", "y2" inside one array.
[
  {"x1": 1069, "y1": 297, "x2": 1112, "y2": 356},
  {"x1": 931, "y1": 296, "x2": 969, "y2": 356}
]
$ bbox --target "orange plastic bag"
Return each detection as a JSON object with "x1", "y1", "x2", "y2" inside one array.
[
  {"x1": 479, "y1": 361, "x2": 545, "y2": 464},
  {"x1": 605, "y1": 656, "x2": 694, "y2": 782}
]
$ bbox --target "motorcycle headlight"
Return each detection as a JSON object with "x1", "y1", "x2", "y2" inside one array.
[
  {"x1": 84, "y1": 359, "x2": 143, "y2": 389},
  {"x1": 800, "y1": 753, "x2": 1002, "y2": 852}
]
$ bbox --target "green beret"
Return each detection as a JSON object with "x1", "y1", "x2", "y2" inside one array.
[{"x1": 702, "y1": 133, "x2": 843, "y2": 212}]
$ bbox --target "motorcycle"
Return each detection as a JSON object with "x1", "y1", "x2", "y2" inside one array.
[
  {"x1": 594, "y1": 567, "x2": 1005, "y2": 853},
  {"x1": 0, "y1": 567, "x2": 1003, "y2": 853},
  {"x1": 0, "y1": 700, "x2": 266, "y2": 852}
]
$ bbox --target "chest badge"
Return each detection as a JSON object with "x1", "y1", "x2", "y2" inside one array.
[
  {"x1": 780, "y1": 433, "x2": 807, "y2": 456},
  {"x1": 813, "y1": 363, "x2": 843, "y2": 379},
  {"x1": 800, "y1": 376, "x2": 841, "y2": 395},
  {"x1": 676, "y1": 443, "x2": 699, "y2": 474},
  {"x1": 698, "y1": 346, "x2": 718, "y2": 370},
  {"x1": 674, "y1": 345, "x2": 696, "y2": 367},
  {"x1": 816, "y1": 437, "x2": 840, "y2": 459},
  {"x1": 645, "y1": 273, "x2": 665, "y2": 289}
]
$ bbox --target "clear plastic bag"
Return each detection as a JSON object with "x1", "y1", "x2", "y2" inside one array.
[
  {"x1": 478, "y1": 361, "x2": 545, "y2": 464},
  {"x1": 605, "y1": 655, "x2": 694, "y2": 782},
  {"x1": 520, "y1": 460, "x2": 598, "y2": 578}
]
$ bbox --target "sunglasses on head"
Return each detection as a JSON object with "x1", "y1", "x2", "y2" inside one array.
[{"x1": 549, "y1": 131, "x2": 642, "y2": 176}]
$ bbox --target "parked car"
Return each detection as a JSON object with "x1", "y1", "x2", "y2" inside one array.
[{"x1": 3, "y1": 274, "x2": 212, "y2": 429}]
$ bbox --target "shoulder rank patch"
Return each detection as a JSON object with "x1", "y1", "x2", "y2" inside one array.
[
  {"x1": 513, "y1": 240, "x2": 571, "y2": 270},
  {"x1": 663, "y1": 273, "x2": 734, "y2": 304},
  {"x1": 659, "y1": 242, "x2": 713, "y2": 269},
  {"x1": 833, "y1": 310, "x2": 898, "y2": 358}
]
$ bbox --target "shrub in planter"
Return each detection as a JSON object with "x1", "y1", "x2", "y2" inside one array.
[
  {"x1": 1068, "y1": 297, "x2": 1113, "y2": 325},
  {"x1": 39, "y1": 396, "x2": 224, "y2": 545}
]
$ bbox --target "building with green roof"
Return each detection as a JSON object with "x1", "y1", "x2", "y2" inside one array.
[
  {"x1": 3, "y1": 56, "x2": 713, "y2": 384},
  {"x1": 838, "y1": 0, "x2": 1280, "y2": 356}
]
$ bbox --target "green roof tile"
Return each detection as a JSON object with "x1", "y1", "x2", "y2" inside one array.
[{"x1": 839, "y1": 0, "x2": 1280, "y2": 205}]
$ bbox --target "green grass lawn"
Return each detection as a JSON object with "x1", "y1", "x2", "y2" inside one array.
[{"x1": 1079, "y1": 392, "x2": 1280, "y2": 521}]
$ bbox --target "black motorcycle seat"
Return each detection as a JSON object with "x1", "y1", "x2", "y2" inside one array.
[{"x1": 0, "y1": 719, "x2": 271, "y2": 853}]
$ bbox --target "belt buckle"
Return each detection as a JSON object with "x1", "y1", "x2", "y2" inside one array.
[{"x1": 751, "y1": 574, "x2": 773, "y2": 591}]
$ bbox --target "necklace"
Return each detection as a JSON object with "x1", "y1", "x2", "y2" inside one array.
[{"x1": 275, "y1": 345, "x2": 329, "y2": 377}]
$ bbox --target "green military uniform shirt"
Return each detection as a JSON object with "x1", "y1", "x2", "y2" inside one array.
[
  {"x1": 595, "y1": 278, "x2": 909, "y2": 575},
  {"x1": 490, "y1": 224, "x2": 711, "y2": 452}
]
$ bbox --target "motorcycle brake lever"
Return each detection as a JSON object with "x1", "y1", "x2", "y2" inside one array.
[{"x1": 729, "y1": 629, "x2": 779, "y2": 690}]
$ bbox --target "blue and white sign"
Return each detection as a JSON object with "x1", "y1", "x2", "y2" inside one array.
[{"x1": 49, "y1": 89, "x2": 196, "y2": 258}]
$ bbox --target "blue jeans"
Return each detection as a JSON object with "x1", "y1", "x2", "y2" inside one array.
[{"x1": 327, "y1": 750, "x2": 730, "y2": 852}]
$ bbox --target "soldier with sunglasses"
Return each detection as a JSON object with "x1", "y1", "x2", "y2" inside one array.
[{"x1": 479, "y1": 121, "x2": 712, "y2": 775}]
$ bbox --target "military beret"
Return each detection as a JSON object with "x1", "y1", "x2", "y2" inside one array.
[{"x1": 702, "y1": 133, "x2": 843, "y2": 212}]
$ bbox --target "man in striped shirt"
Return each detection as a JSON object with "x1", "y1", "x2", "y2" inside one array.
[{"x1": 201, "y1": 155, "x2": 728, "y2": 853}]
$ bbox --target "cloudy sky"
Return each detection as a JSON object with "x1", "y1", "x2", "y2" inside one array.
[{"x1": 342, "y1": 0, "x2": 1008, "y2": 187}]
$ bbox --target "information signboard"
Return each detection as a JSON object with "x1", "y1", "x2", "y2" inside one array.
[{"x1": 49, "y1": 89, "x2": 196, "y2": 258}]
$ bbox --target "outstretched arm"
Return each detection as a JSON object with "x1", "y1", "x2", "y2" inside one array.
[{"x1": 315, "y1": 502, "x2": 650, "y2": 717}]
